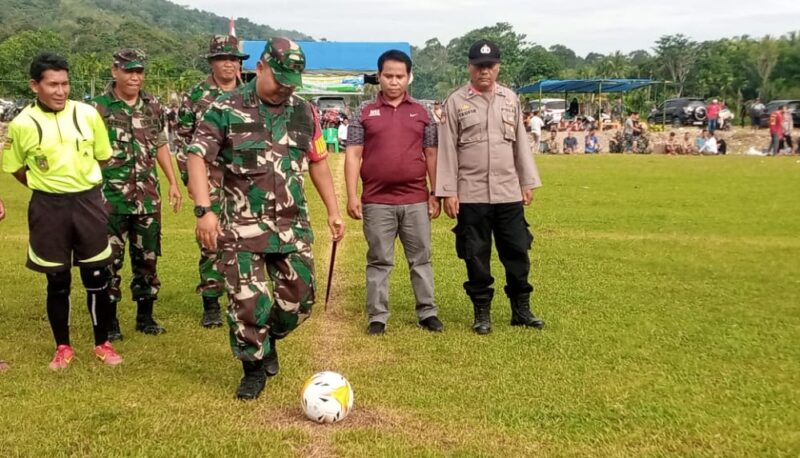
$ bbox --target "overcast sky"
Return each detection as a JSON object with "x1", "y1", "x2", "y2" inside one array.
[{"x1": 177, "y1": 0, "x2": 800, "y2": 56}]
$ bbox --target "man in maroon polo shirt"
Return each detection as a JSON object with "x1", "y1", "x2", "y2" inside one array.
[{"x1": 345, "y1": 49, "x2": 443, "y2": 335}]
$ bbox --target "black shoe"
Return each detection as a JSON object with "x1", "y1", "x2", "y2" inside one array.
[
  {"x1": 510, "y1": 312, "x2": 545, "y2": 329},
  {"x1": 509, "y1": 293, "x2": 545, "y2": 330},
  {"x1": 367, "y1": 321, "x2": 386, "y2": 335},
  {"x1": 418, "y1": 316, "x2": 444, "y2": 332},
  {"x1": 472, "y1": 297, "x2": 492, "y2": 335},
  {"x1": 264, "y1": 337, "x2": 279, "y2": 377},
  {"x1": 236, "y1": 360, "x2": 267, "y2": 401},
  {"x1": 473, "y1": 322, "x2": 492, "y2": 335},
  {"x1": 108, "y1": 317, "x2": 123, "y2": 342},
  {"x1": 135, "y1": 315, "x2": 166, "y2": 335},
  {"x1": 200, "y1": 297, "x2": 223, "y2": 328}
]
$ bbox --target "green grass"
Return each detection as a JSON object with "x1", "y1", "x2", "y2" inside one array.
[{"x1": 1, "y1": 154, "x2": 798, "y2": 457}]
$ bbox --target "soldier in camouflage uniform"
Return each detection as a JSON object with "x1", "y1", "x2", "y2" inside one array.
[
  {"x1": 175, "y1": 35, "x2": 250, "y2": 328},
  {"x1": 92, "y1": 49, "x2": 182, "y2": 340},
  {"x1": 609, "y1": 129, "x2": 625, "y2": 153},
  {"x1": 187, "y1": 38, "x2": 345, "y2": 400}
]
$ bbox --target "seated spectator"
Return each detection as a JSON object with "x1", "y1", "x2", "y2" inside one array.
[
  {"x1": 665, "y1": 132, "x2": 679, "y2": 155},
  {"x1": 584, "y1": 128, "x2": 600, "y2": 153},
  {"x1": 698, "y1": 130, "x2": 718, "y2": 154},
  {"x1": 718, "y1": 137, "x2": 727, "y2": 155},
  {"x1": 542, "y1": 130, "x2": 560, "y2": 154},
  {"x1": 609, "y1": 130, "x2": 624, "y2": 153},
  {"x1": 695, "y1": 130, "x2": 706, "y2": 154},
  {"x1": 563, "y1": 131, "x2": 578, "y2": 154},
  {"x1": 680, "y1": 132, "x2": 694, "y2": 155},
  {"x1": 634, "y1": 132, "x2": 651, "y2": 154}
]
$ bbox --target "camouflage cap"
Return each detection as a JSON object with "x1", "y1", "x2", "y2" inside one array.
[
  {"x1": 113, "y1": 48, "x2": 147, "y2": 70},
  {"x1": 261, "y1": 37, "x2": 305, "y2": 87},
  {"x1": 206, "y1": 35, "x2": 250, "y2": 59}
]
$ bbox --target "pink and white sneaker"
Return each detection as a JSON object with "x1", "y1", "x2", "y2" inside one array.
[
  {"x1": 48, "y1": 345, "x2": 75, "y2": 370},
  {"x1": 94, "y1": 341, "x2": 123, "y2": 366}
]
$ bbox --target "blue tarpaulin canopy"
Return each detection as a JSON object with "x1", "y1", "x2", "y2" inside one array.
[
  {"x1": 517, "y1": 79, "x2": 655, "y2": 94},
  {"x1": 241, "y1": 41, "x2": 412, "y2": 72}
]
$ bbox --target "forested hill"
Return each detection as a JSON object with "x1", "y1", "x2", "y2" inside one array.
[
  {"x1": 0, "y1": 0, "x2": 311, "y2": 45},
  {"x1": 0, "y1": 0, "x2": 312, "y2": 97}
]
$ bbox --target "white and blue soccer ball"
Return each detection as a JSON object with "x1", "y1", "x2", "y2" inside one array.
[{"x1": 301, "y1": 371, "x2": 354, "y2": 424}]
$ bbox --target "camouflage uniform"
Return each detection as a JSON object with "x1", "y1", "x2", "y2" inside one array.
[
  {"x1": 634, "y1": 133, "x2": 650, "y2": 154},
  {"x1": 92, "y1": 49, "x2": 168, "y2": 305},
  {"x1": 176, "y1": 35, "x2": 249, "y2": 300},
  {"x1": 188, "y1": 38, "x2": 328, "y2": 361},
  {"x1": 609, "y1": 131, "x2": 625, "y2": 153}
]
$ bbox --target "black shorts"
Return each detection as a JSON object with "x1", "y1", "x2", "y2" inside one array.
[{"x1": 27, "y1": 186, "x2": 112, "y2": 273}]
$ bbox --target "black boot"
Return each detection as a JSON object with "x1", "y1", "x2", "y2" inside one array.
[
  {"x1": 135, "y1": 299, "x2": 166, "y2": 335},
  {"x1": 108, "y1": 317, "x2": 123, "y2": 342},
  {"x1": 510, "y1": 293, "x2": 545, "y2": 329},
  {"x1": 471, "y1": 295, "x2": 492, "y2": 335},
  {"x1": 200, "y1": 296, "x2": 223, "y2": 328},
  {"x1": 236, "y1": 360, "x2": 267, "y2": 400},
  {"x1": 263, "y1": 337, "x2": 279, "y2": 377}
]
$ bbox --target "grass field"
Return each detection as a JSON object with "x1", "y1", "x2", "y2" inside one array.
[{"x1": 0, "y1": 154, "x2": 798, "y2": 457}]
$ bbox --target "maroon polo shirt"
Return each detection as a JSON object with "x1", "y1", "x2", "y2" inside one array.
[{"x1": 347, "y1": 92, "x2": 437, "y2": 205}]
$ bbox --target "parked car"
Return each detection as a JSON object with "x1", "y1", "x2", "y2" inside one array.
[
  {"x1": 758, "y1": 100, "x2": 800, "y2": 128},
  {"x1": 312, "y1": 96, "x2": 348, "y2": 117},
  {"x1": 648, "y1": 97, "x2": 707, "y2": 127},
  {"x1": 527, "y1": 98, "x2": 566, "y2": 125}
]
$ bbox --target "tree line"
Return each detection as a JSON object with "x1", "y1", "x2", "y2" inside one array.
[{"x1": 410, "y1": 23, "x2": 800, "y2": 115}]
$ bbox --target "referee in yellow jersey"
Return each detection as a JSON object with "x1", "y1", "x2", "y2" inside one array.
[{"x1": 2, "y1": 53, "x2": 123, "y2": 370}]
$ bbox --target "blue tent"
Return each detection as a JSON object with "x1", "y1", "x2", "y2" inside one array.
[
  {"x1": 241, "y1": 41, "x2": 412, "y2": 72},
  {"x1": 517, "y1": 79, "x2": 654, "y2": 94}
]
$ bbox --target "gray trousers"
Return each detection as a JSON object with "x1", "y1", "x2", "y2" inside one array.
[{"x1": 363, "y1": 202, "x2": 438, "y2": 324}]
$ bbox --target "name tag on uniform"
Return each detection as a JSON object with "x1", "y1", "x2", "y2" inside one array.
[
  {"x1": 457, "y1": 104, "x2": 477, "y2": 118},
  {"x1": 369, "y1": 109, "x2": 381, "y2": 117}
]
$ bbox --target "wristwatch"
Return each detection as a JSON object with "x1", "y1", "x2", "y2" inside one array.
[{"x1": 194, "y1": 205, "x2": 212, "y2": 218}]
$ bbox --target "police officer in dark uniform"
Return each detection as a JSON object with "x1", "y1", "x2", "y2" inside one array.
[{"x1": 436, "y1": 40, "x2": 545, "y2": 334}]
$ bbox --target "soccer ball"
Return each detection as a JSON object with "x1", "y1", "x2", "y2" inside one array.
[{"x1": 301, "y1": 371, "x2": 354, "y2": 424}]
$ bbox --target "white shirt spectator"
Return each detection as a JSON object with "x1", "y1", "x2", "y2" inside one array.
[
  {"x1": 699, "y1": 136, "x2": 718, "y2": 154},
  {"x1": 531, "y1": 115, "x2": 545, "y2": 136},
  {"x1": 338, "y1": 123, "x2": 348, "y2": 143}
]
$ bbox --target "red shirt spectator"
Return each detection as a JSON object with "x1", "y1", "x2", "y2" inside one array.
[
  {"x1": 347, "y1": 93, "x2": 436, "y2": 205},
  {"x1": 769, "y1": 110, "x2": 784, "y2": 136},
  {"x1": 706, "y1": 101, "x2": 721, "y2": 120}
]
